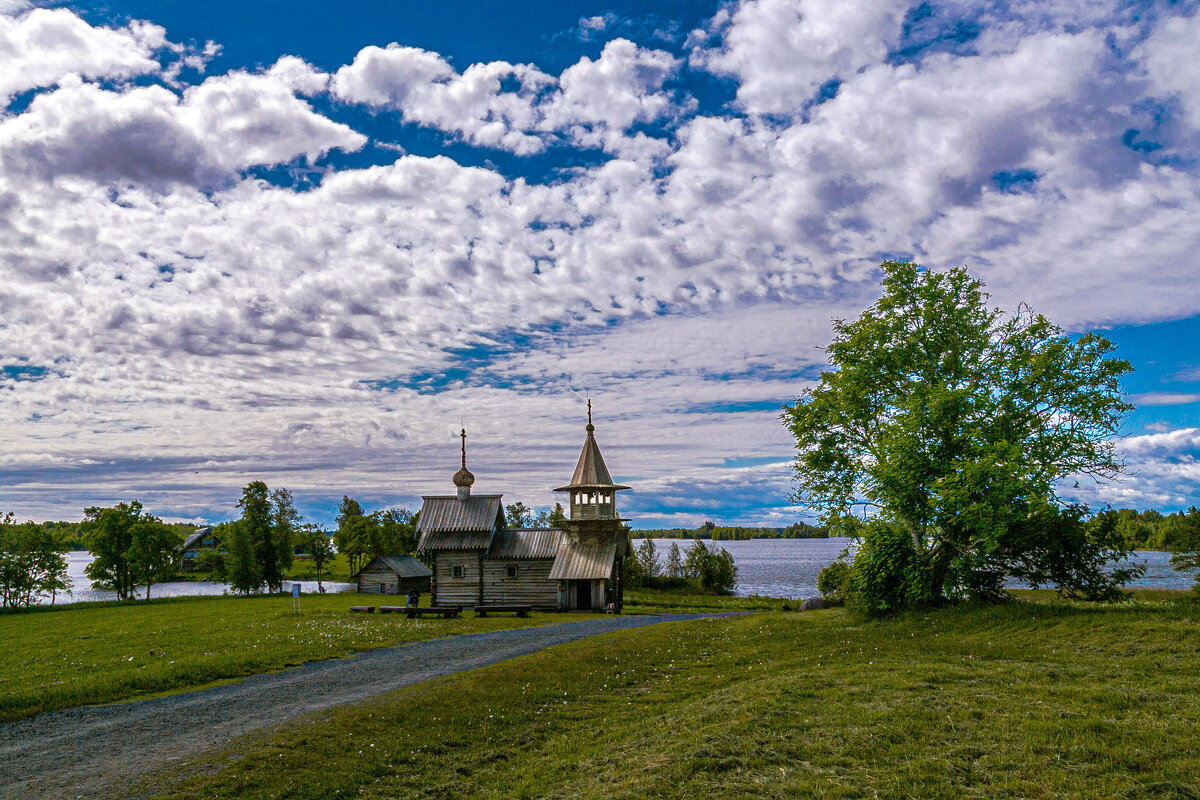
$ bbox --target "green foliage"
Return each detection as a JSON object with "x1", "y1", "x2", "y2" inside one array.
[
  {"x1": 299, "y1": 526, "x2": 335, "y2": 590},
  {"x1": 784, "y1": 261, "x2": 1134, "y2": 609},
  {"x1": 505, "y1": 501, "x2": 533, "y2": 528},
  {"x1": 84, "y1": 501, "x2": 161, "y2": 600},
  {"x1": 547, "y1": 502, "x2": 567, "y2": 528},
  {"x1": 683, "y1": 540, "x2": 738, "y2": 594},
  {"x1": 635, "y1": 537, "x2": 660, "y2": 580},
  {"x1": 230, "y1": 482, "x2": 303, "y2": 593},
  {"x1": 816, "y1": 560, "x2": 852, "y2": 601},
  {"x1": 334, "y1": 499, "x2": 417, "y2": 577},
  {"x1": 850, "y1": 521, "x2": 932, "y2": 614},
  {"x1": 0, "y1": 513, "x2": 71, "y2": 609},
  {"x1": 664, "y1": 541, "x2": 683, "y2": 578},
  {"x1": 1167, "y1": 507, "x2": 1200, "y2": 586},
  {"x1": 128, "y1": 519, "x2": 183, "y2": 601},
  {"x1": 635, "y1": 520, "x2": 827, "y2": 540}
]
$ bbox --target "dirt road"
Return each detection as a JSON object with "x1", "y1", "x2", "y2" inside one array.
[{"x1": 0, "y1": 614, "x2": 722, "y2": 799}]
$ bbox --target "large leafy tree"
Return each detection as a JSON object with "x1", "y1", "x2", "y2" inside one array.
[
  {"x1": 783, "y1": 261, "x2": 1134, "y2": 606},
  {"x1": 84, "y1": 501, "x2": 153, "y2": 600},
  {"x1": 0, "y1": 513, "x2": 71, "y2": 609}
]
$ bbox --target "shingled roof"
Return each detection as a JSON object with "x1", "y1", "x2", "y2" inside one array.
[
  {"x1": 548, "y1": 538, "x2": 619, "y2": 580},
  {"x1": 415, "y1": 494, "x2": 504, "y2": 552},
  {"x1": 554, "y1": 402, "x2": 630, "y2": 492}
]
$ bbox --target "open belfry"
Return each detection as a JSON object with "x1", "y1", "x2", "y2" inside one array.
[{"x1": 415, "y1": 402, "x2": 629, "y2": 612}]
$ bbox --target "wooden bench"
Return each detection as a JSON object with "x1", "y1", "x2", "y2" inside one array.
[
  {"x1": 350, "y1": 606, "x2": 375, "y2": 613},
  {"x1": 379, "y1": 606, "x2": 405, "y2": 614},
  {"x1": 474, "y1": 604, "x2": 532, "y2": 618},
  {"x1": 404, "y1": 605, "x2": 462, "y2": 619}
]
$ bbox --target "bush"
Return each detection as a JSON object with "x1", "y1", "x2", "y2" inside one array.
[
  {"x1": 850, "y1": 521, "x2": 932, "y2": 615},
  {"x1": 816, "y1": 560, "x2": 852, "y2": 601},
  {"x1": 684, "y1": 540, "x2": 739, "y2": 594}
]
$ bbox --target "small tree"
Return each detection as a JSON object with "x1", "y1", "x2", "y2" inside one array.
[
  {"x1": 129, "y1": 519, "x2": 183, "y2": 600},
  {"x1": 84, "y1": 501, "x2": 154, "y2": 601},
  {"x1": 0, "y1": 513, "x2": 71, "y2": 609},
  {"x1": 665, "y1": 541, "x2": 683, "y2": 578},
  {"x1": 635, "y1": 538, "x2": 661, "y2": 579},
  {"x1": 505, "y1": 501, "x2": 533, "y2": 528},
  {"x1": 335, "y1": 496, "x2": 368, "y2": 575},
  {"x1": 301, "y1": 525, "x2": 335, "y2": 591},
  {"x1": 548, "y1": 502, "x2": 567, "y2": 528},
  {"x1": 230, "y1": 482, "x2": 271, "y2": 593},
  {"x1": 1167, "y1": 507, "x2": 1200, "y2": 588},
  {"x1": 683, "y1": 540, "x2": 738, "y2": 593},
  {"x1": 266, "y1": 487, "x2": 299, "y2": 592}
]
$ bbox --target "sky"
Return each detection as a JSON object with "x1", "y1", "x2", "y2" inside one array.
[{"x1": 0, "y1": 0, "x2": 1198, "y2": 529}]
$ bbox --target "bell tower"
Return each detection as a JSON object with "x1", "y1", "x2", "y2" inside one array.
[{"x1": 553, "y1": 400, "x2": 630, "y2": 611}]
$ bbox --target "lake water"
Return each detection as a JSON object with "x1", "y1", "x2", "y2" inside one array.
[
  {"x1": 36, "y1": 543, "x2": 1195, "y2": 605},
  {"x1": 644, "y1": 537, "x2": 1194, "y2": 599},
  {"x1": 47, "y1": 551, "x2": 355, "y2": 605}
]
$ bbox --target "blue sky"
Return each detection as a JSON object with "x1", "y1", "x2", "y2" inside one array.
[{"x1": 0, "y1": 0, "x2": 1198, "y2": 528}]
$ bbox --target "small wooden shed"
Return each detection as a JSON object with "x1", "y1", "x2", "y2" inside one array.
[{"x1": 354, "y1": 555, "x2": 432, "y2": 596}]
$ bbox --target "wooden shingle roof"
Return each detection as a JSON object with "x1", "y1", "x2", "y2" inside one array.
[
  {"x1": 415, "y1": 494, "x2": 504, "y2": 552},
  {"x1": 548, "y1": 538, "x2": 619, "y2": 580},
  {"x1": 487, "y1": 529, "x2": 564, "y2": 560}
]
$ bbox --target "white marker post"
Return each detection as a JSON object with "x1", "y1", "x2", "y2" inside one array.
[{"x1": 292, "y1": 582, "x2": 301, "y2": 613}]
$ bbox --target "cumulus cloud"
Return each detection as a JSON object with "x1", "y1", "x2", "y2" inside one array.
[
  {"x1": 2, "y1": 0, "x2": 1200, "y2": 521},
  {"x1": 0, "y1": 61, "x2": 364, "y2": 187},
  {"x1": 332, "y1": 38, "x2": 683, "y2": 157},
  {"x1": 1138, "y1": 12, "x2": 1200, "y2": 129},
  {"x1": 693, "y1": 0, "x2": 909, "y2": 116},
  {"x1": 0, "y1": 7, "x2": 166, "y2": 105}
]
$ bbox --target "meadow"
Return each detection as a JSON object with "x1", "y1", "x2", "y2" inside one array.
[
  {"x1": 141, "y1": 592, "x2": 1200, "y2": 799},
  {"x1": 0, "y1": 593, "x2": 594, "y2": 723}
]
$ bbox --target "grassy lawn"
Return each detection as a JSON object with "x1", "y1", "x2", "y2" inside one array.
[
  {"x1": 0, "y1": 593, "x2": 591, "y2": 723},
  {"x1": 624, "y1": 586, "x2": 793, "y2": 613},
  {"x1": 146, "y1": 592, "x2": 1200, "y2": 799}
]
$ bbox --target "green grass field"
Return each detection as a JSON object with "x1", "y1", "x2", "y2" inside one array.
[
  {"x1": 0, "y1": 593, "x2": 594, "y2": 723},
  {"x1": 144, "y1": 592, "x2": 1200, "y2": 799}
]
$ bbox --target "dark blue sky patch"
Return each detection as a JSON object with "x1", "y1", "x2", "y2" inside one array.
[
  {"x1": 992, "y1": 169, "x2": 1039, "y2": 193},
  {"x1": 891, "y1": 1, "x2": 981, "y2": 65},
  {"x1": 681, "y1": 399, "x2": 788, "y2": 414},
  {"x1": 1, "y1": 364, "x2": 49, "y2": 383},
  {"x1": 1122, "y1": 128, "x2": 1162, "y2": 154}
]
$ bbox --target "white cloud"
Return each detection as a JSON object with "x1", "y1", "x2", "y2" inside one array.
[
  {"x1": 2, "y1": 1, "x2": 1200, "y2": 522},
  {"x1": 1138, "y1": 12, "x2": 1200, "y2": 129},
  {"x1": 0, "y1": 7, "x2": 166, "y2": 105},
  {"x1": 332, "y1": 38, "x2": 683, "y2": 157},
  {"x1": 0, "y1": 61, "x2": 365, "y2": 187},
  {"x1": 332, "y1": 44, "x2": 554, "y2": 155},
  {"x1": 1131, "y1": 392, "x2": 1200, "y2": 407},
  {"x1": 694, "y1": 0, "x2": 910, "y2": 116}
]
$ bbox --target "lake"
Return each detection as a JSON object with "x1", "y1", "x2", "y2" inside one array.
[
  {"x1": 50, "y1": 551, "x2": 355, "y2": 604},
  {"x1": 39, "y1": 542, "x2": 1194, "y2": 605},
  {"x1": 643, "y1": 537, "x2": 1194, "y2": 599}
]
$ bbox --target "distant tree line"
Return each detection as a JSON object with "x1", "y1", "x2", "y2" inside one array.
[{"x1": 633, "y1": 520, "x2": 827, "y2": 540}]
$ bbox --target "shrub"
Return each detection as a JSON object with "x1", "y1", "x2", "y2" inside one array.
[
  {"x1": 850, "y1": 521, "x2": 932, "y2": 615},
  {"x1": 816, "y1": 560, "x2": 852, "y2": 601}
]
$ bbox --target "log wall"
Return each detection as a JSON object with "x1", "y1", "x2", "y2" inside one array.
[{"x1": 482, "y1": 559, "x2": 561, "y2": 609}]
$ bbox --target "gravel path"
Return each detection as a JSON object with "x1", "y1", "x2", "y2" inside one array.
[{"x1": 0, "y1": 613, "x2": 725, "y2": 799}]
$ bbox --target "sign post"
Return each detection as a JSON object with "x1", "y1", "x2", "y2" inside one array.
[{"x1": 292, "y1": 582, "x2": 301, "y2": 613}]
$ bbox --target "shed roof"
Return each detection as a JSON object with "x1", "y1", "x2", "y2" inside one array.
[
  {"x1": 549, "y1": 538, "x2": 619, "y2": 580},
  {"x1": 352, "y1": 555, "x2": 433, "y2": 579},
  {"x1": 487, "y1": 529, "x2": 564, "y2": 560}
]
